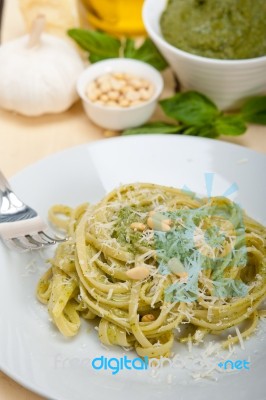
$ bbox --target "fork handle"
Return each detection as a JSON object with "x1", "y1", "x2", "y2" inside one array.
[{"x1": 0, "y1": 169, "x2": 12, "y2": 193}]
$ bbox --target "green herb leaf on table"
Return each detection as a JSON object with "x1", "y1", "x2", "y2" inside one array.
[
  {"x1": 124, "y1": 38, "x2": 168, "y2": 71},
  {"x1": 123, "y1": 122, "x2": 182, "y2": 135},
  {"x1": 123, "y1": 38, "x2": 135, "y2": 58},
  {"x1": 122, "y1": 91, "x2": 250, "y2": 138},
  {"x1": 214, "y1": 115, "x2": 247, "y2": 136},
  {"x1": 67, "y1": 29, "x2": 121, "y2": 62},
  {"x1": 67, "y1": 29, "x2": 168, "y2": 71},
  {"x1": 160, "y1": 91, "x2": 220, "y2": 126},
  {"x1": 183, "y1": 125, "x2": 219, "y2": 138},
  {"x1": 241, "y1": 96, "x2": 266, "y2": 125}
]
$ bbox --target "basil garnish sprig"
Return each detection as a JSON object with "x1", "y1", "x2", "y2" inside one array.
[
  {"x1": 123, "y1": 92, "x2": 266, "y2": 138},
  {"x1": 67, "y1": 29, "x2": 168, "y2": 71}
]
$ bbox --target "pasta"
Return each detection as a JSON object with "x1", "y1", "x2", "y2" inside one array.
[{"x1": 37, "y1": 183, "x2": 266, "y2": 358}]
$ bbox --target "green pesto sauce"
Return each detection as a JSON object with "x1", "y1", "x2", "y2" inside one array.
[
  {"x1": 111, "y1": 206, "x2": 150, "y2": 253},
  {"x1": 160, "y1": 0, "x2": 266, "y2": 60}
]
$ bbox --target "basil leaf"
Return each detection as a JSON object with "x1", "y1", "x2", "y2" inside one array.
[
  {"x1": 67, "y1": 29, "x2": 121, "y2": 60},
  {"x1": 124, "y1": 38, "x2": 168, "y2": 71},
  {"x1": 88, "y1": 53, "x2": 108, "y2": 63},
  {"x1": 183, "y1": 125, "x2": 219, "y2": 138},
  {"x1": 124, "y1": 38, "x2": 135, "y2": 58},
  {"x1": 123, "y1": 122, "x2": 182, "y2": 135},
  {"x1": 241, "y1": 96, "x2": 266, "y2": 125},
  {"x1": 68, "y1": 29, "x2": 167, "y2": 70},
  {"x1": 160, "y1": 92, "x2": 219, "y2": 126},
  {"x1": 214, "y1": 115, "x2": 247, "y2": 136}
]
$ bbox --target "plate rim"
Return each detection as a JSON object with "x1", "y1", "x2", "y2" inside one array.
[{"x1": 7, "y1": 134, "x2": 266, "y2": 183}]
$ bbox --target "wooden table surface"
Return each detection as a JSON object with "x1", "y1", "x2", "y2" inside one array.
[{"x1": 0, "y1": 1, "x2": 266, "y2": 400}]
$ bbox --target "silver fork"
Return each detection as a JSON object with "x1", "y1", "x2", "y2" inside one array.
[
  {"x1": 0, "y1": 0, "x2": 4, "y2": 44},
  {"x1": 0, "y1": 169, "x2": 67, "y2": 251}
]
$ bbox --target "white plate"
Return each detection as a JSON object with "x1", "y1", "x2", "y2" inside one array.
[{"x1": 0, "y1": 135, "x2": 265, "y2": 400}]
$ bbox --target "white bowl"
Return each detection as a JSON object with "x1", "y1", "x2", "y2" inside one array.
[
  {"x1": 143, "y1": 0, "x2": 266, "y2": 110},
  {"x1": 77, "y1": 58, "x2": 163, "y2": 130}
]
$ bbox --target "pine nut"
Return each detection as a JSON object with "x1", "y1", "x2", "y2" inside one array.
[
  {"x1": 106, "y1": 101, "x2": 119, "y2": 107},
  {"x1": 100, "y1": 83, "x2": 111, "y2": 93},
  {"x1": 177, "y1": 271, "x2": 188, "y2": 279},
  {"x1": 120, "y1": 85, "x2": 133, "y2": 94},
  {"x1": 111, "y1": 79, "x2": 125, "y2": 90},
  {"x1": 97, "y1": 75, "x2": 110, "y2": 85},
  {"x1": 168, "y1": 257, "x2": 184, "y2": 274},
  {"x1": 148, "y1": 211, "x2": 171, "y2": 224},
  {"x1": 112, "y1": 72, "x2": 125, "y2": 80},
  {"x1": 161, "y1": 222, "x2": 172, "y2": 232},
  {"x1": 87, "y1": 81, "x2": 97, "y2": 90},
  {"x1": 130, "y1": 222, "x2": 146, "y2": 232},
  {"x1": 126, "y1": 266, "x2": 150, "y2": 280},
  {"x1": 147, "y1": 217, "x2": 171, "y2": 232},
  {"x1": 141, "y1": 79, "x2": 150, "y2": 89},
  {"x1": 126, "y1": 90, "x2": 141, "y2": 101},
  {"x1": 177, "y1": 272, "x2": 188, "y2": 283},
  {"x1": 88, "y1": 90, "x2": 99, "y2": 101},
  {"x1": 139, "y1": 89, "x2": 151, "y2": 101},
  {"x1": 141, "y1": 314, "x2": 155, "y2": 322},
  {"x1": 100, "y1": 94, "x2": 108, "y2": 102},
  {"x1": 131, "y1": 79, "x2": 143, "y2": 89},
  {"x1": 108, "y1": 90, "x2": 119, "y2": 100},
  {"x1": 119, "y1": 99, "x2": 130, "y2": 107},
  {"x1": 86, "y1": 72, "x2": 154, "y2": 108}
]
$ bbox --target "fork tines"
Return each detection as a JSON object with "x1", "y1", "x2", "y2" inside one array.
[{"x1": 0, "y1": 217, "x2": 67, "y2": 251}]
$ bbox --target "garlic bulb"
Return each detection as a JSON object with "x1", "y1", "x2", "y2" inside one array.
[{"x1": 0, "y1": 16, "x2": 84, "y2": 116}]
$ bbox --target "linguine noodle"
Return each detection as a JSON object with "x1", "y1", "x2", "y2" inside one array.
[{"x1": 37, "y1": 183, "x2": 266, "y2": 357}]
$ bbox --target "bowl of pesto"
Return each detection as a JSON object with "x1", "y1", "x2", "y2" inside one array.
[{"x1": 143, "y1": 0, "x2": 266, "y2": 110}]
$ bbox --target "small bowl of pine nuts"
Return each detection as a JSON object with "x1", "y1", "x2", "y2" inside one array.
[{"x1": 77, "y1": 58, "x2": 164, "y2": 130}]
